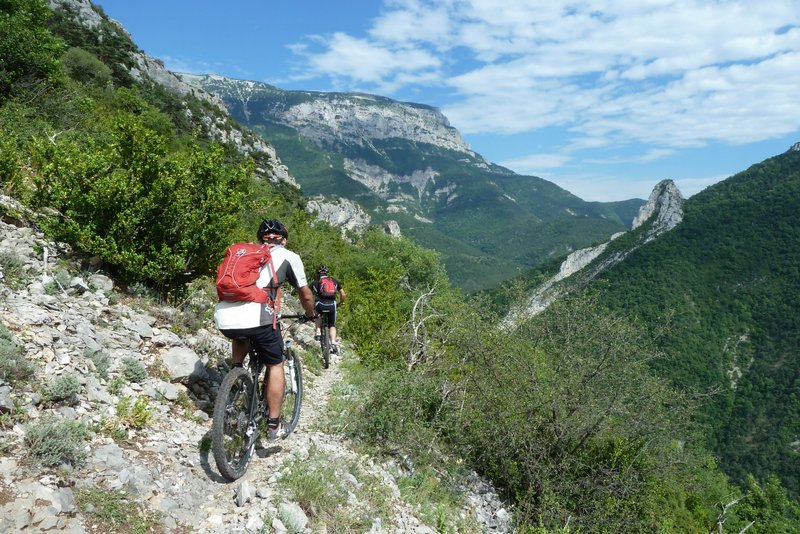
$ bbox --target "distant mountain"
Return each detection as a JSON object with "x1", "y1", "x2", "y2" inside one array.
[
  {"x1": 504, "y1": 144, "x2": 800, "y2": 495},
  {"x1": 180, "y1": 74, "x2": 644, "y2": 291}
]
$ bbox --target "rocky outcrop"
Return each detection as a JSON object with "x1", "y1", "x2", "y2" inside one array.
[
  {"x1": 343, "y1": 158, "x2": 439, "y2": 201},
  {"x1": 305, "y1": 196, "x2": 371, "y2": 236},
  {"x1": 280, "y1": 96, "x2": 475, "y2": 155},
  {"x1": 503, "y1": 180, "x2": 684, "y2": 326},
  {"x1": 383, "y1": 220, "x2": 402, "y2": 237},
  {"x1": 631, "y1": 179, "x2": 684, "y2": 239}
]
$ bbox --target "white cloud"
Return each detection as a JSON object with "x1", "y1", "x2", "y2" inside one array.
[{"x1": 287, "y1": 0, "x2": 800, "y2": 196}]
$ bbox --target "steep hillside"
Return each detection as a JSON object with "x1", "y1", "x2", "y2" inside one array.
[
  {"x1": 180, "y1": 74, "x2": 643, "y2": 291},
  {"x1": 508, "y1": 144, "x2": 800, "y2": 495}
]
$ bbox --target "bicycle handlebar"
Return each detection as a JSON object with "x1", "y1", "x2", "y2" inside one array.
[{"x1": 277, "y1": 313, "x2": 315, "y2": 322}]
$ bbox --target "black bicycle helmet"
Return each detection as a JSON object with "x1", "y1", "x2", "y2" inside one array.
[
  {"x1": 257, "y1": 219, "x2": 288, "y2": 242},
  {"x1": 317, "y1": 265, "x2": 329, "y2": 276}
]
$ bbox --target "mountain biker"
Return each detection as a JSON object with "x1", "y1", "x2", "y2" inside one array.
[
  {"x1": 311, "y1": 265, "x2": 346, "y2": 354},
  {"x1": 213, "y1": 219, "x2": 316, "y2": 440}
]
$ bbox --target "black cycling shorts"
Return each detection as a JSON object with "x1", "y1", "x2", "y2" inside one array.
[
  {"x1": 315, "y1": 301, "x2": 337, "y2": 326},
  {"x1": 219, "y1": 324, "x2": 283, "y2": 366}
]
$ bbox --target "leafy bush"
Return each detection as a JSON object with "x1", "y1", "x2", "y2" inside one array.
[
  {"x1": 115, "y1": 395, "x2": 154, "y2": 430},
  {"x1": 44, "y1": 373, "x2": 80, "y2": 404},
  {"x1": 24, "y1": 416, "x2": 90, "y2": 467},
  {"x1": 278, "y1": 446, "x2": 388, "y2": 532},
  {"x1": 0, "y1": 0, "x2": 65, "y2": 100},
  {"x1": 121, "y1": 356, "x2": 147, "y2": 383},
  {"x1": 30, "y1": 111, "x2": 253, "y2": 292},
  {"x1": 0, "y1": 251, "x2": 29, "y2": 289},
  {"x1": 0, "y1": 324, "x2": 35, "y2": 385},
  {"x1": 62, "y1": 46, "x2": 111, "y2": 86},
  {"x1": 86, "y1": 349, "x2": 110, "y2": 379},
  {"x1": 0, "y1": 135, "x2": 23, "y2": 193}
]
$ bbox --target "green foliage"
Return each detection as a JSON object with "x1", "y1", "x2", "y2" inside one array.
[
  {"x1": 0, "y1": 0, "x2": 65, "y2": 100},
  {"x1": 24, "y1": 416, "x2": 91, "y2": 467},
  {"x1": 84, "y1": 349, "x2": 110, "y2": 378},
  {"x1": 0, "y1": 250, "x2": 29, "y2": 289},
  {"x1": 121, "y1": 356, "x2": 147, "y2": 383},
  {"x1": 0, "y1": 324, "x2": 35, "y2": 384},
  {"x1": 30, "y1": 111, "x2": 252, "y2": 291},
  {"x1": 61, "y1": 46, "x2": 112, "y2": 86},
  {"x1": 108, "y1": 376, "x2": 126, "y2": 395},
  {"x1": 44, "y1": 373, "x2": 80, "y2": 404},
  {"x1": 733, "y1": 475, "x2": 800, "y2": 531},
  {"x1": 75, "y1": 487, "x2": 164, "y2": 533},
  {"x1": 115, "y1": 395, "x2": 155, "y2": 430},
  {"x1": 0, "y1": 135, "x2": 23, "y2": 192},
  {"x1": 0, "y1": 394, "x2": 28, "y2": 429},
  {"x1": 577, "y1": 149, "x2": 800, "y2": 496}
]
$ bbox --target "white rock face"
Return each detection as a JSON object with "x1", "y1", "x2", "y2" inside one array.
[
  {"x1": 281, "y1": 96, "x2": 475, "y2": 155},
  {"x1": 632, "y1": 179, "x2": 684, "y2": 237},
  {"x1": 383, "y1": 220, "x2": 402, "y2": 237},
  {"x1": 306, "y1": 197, "x2": 371, "y2": 235},
  {"x1": 343, "y1": 159, "x2": 439, "y2": 200}
]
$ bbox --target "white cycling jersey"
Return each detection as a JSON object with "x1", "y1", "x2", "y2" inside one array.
[{"x1": 213, "y1": 245, "x2": 308, "y2": 330}]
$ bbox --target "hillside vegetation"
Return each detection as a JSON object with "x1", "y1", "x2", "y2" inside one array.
[
  {"x1": 592, "y1": 148, "x2": 800, "y2": 495},
  {"x1": 1, "y1": 0, "x2": 799, "y2": 531}
]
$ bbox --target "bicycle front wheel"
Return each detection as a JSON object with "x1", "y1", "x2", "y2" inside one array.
[
  {"x1": 211, "y1": 367, "x2": 257, "y2": 481},
  {"x1": 281, "y1": 350, "x2": 303, "y2": 435}
]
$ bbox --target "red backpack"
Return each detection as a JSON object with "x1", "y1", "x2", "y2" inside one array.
[
  {"x1": 215, "y1": 243, "x2": 278, "y2": 304},
  {"x1": 318, "y1": 276, "x2": 337, "y2": 298}
]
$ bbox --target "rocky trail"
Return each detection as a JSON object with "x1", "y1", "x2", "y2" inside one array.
[{"x1": 0, "y1": 205, "x2": 510, "y2": 533}]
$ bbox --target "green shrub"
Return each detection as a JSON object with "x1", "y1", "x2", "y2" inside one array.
[
  {"x1": 171, "y1": 276, "x2": 216, "y2": 335},
  {"x1": 0, "y1": 251, "x2": 29, "y2": 289},
  {"x1": 0, "y1": 136, "x2": 23, "y2": 193},
  {"x1": 121, "y1": 356, "x2": 147, "y2": 383},
  {"x1": 0, "y1": 324, "x2": 35, "y2": 385},
  {"x1": 107, "y1": 376, "x2": 125, "y2": 395},
  {"x1": 0, "y1": 0, "x2": 65, "y2": 99},
  {"x1": 30, "y1": 115, "x2": 253, "y2": 292},
  {"x1": 44, "y1": 373, "x2": 80, "y2": 404},
  {"x1": 278, "y1": 446, "x2": 386, "y2": 532},
  {"x1": 86, "y1": 349, "x2": 110, "y2": 379},
  {"x1": 62, "y1": 46, "x2": 111, "y2": 86},
  {"x1": 44, "y1": 266, "x2": 71, "y2": 295},
  {"x1": 24, "y1": 416, "x2": 90, "y2": 467},
  {"x1": 116, "y1": 395, "x2": 154, "y2": 430}
]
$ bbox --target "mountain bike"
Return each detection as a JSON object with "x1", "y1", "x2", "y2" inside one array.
[
  {"x1": 318, "y1": 307, "x2": 333, "y2": 369},
  {"x1": 211, "y1": 314, "x2": 305, "y2": 481}
]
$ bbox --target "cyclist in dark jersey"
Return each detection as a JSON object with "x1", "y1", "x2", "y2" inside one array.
[{"x1": 311, "y1": 265, "x2": 346, "y2": 353}]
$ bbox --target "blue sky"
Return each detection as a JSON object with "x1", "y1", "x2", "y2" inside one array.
[{"x1": 94, "y1": 0, "x2": 800, "y2": 202}]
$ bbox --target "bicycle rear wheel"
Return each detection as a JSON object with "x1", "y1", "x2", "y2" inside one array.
[
  {"x1": 211, "y1": 367, "x2": 257, "y2": 481},
  {"x1": 320, "y1": 323, "x2": 330, "y2": 369},
  {"x1": 280, "y1": 350, "x2": 303, "y2": 435}
]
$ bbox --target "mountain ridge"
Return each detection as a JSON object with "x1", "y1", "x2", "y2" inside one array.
[{"x1": 180, "y1": 73, "x2": 644, "y2": 291}]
